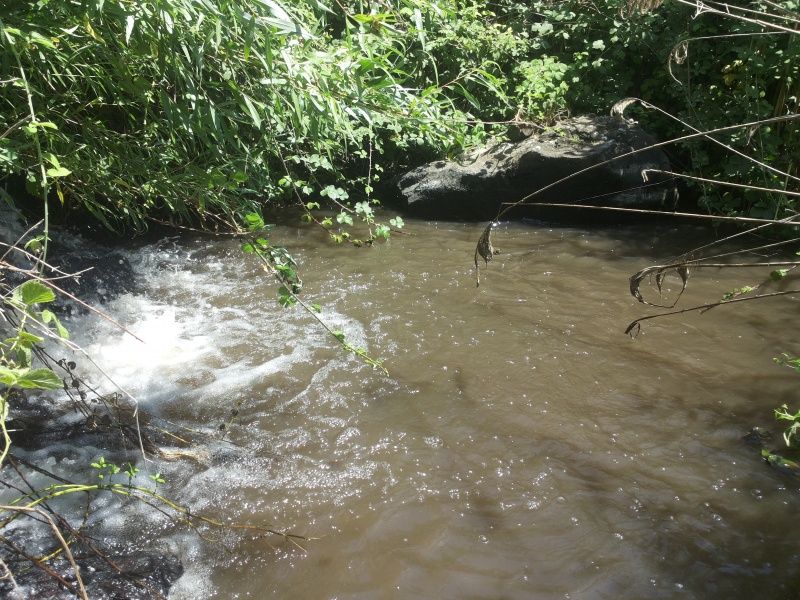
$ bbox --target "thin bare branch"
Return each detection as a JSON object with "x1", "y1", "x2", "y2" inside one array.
[
  {"x1": 500, "y1": 202, "x2": 800, "y2": 226},
  {"x1": 0, "y1": 505, "x2": 88, "y2": 600},
  {"x1": 0, "y1": 557, "x2": 22, "y2": 600},
  {"x1": 644, "y1": 168, "x2": 800, "y2": 198},
  {"x1": 0, "y1": 115, "x2": 31, "y2": 142},
  {"x1": 675, "y1": 0, "x2": 800, "y2": 34},
  {"x1": 626, "y1": 288, "x2": 800, "y2": 336},
  {"x1": 629, "y1": 98, "x2": 800, "y2": 185},
  {"x1": 630, "y1": 260, "x2": 800, "y2": 307}
]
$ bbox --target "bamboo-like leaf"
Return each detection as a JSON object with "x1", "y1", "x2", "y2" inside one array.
[{"x1": 242, "y1": 94, "x2": 262, "y2": 130}]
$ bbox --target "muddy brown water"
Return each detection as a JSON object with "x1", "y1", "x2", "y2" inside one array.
[{"x1": 56, "y1": 219, "x2": 800, "y2": 598}]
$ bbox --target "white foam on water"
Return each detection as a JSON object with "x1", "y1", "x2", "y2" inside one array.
[{"x1": 2, "y1": 218, "x2": 389, "y2": 597}]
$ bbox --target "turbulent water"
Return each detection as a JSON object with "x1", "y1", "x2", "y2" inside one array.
[{"x1": 6, "y1": 216, "x2": 800, "y2": 599}]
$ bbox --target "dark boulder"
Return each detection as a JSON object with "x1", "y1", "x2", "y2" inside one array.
[{"x1": 389, "y1": 115, "x2": 677, "y2": 221}]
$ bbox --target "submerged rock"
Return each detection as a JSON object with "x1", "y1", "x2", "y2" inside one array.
[
  {"x1": 389, "y1": 115, "x2": 677, "y2": 221},
  {"x1": 743, "y1": 426, "x2": 773, "y2": 447},
  {"x1": 2, "y1": 551, "x2": 184, "y2": 599}
]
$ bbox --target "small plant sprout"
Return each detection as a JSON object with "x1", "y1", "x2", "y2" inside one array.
[
  {"x1": 125, "y1": 463, "x2": 140, "y2": 484},
  {"x1": 91, "y1": 457, "x2": 120, "y2": 480}
]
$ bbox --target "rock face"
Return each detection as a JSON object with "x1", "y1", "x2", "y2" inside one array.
[{"x1": 389, "y1": 115, "x2": 677, "y2": 221}]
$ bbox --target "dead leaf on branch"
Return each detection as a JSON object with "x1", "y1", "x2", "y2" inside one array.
[
  {"x1": 629, "y1": 259, "x2": 692, "y2": 308},
  {"x1": 474, "y1": 222, "x2": 499, "y2": 287}
]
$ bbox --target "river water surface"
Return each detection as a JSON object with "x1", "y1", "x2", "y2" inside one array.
[{"x1": 40, "y1": 218, "x2": 800, "y2": 598}]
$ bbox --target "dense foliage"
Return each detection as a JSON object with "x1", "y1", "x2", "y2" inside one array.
[
  {"x1": 509, "y1": 0, "x2": 799, "y2": 220},
  {"x1": 0, "y1": 0, "x2": 501, "y2": 233},
  {"x1": 1, "y1": 0, "x2": 797, "y2": 231}
]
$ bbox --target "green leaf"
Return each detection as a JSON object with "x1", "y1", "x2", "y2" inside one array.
[
  {"x1": 17, "y1": 331, "x2": 44, "y2": 344},
  {"x1": 277, "y1": 284, "x2": 297, "y2": 307},
  {"x1": 30, "y1": 121, "x2": 58, "y2": 130},
  {"x1": 242, "y1": 95, "x2": 262, "y2": 130},
  {"x1": 389, "y1": 217, "x2": 404, "y2": 229},
  {"x1": 336, "y1": 212, "x2": 354, "y2": 226},
  {"x1": 14, "y1": 368, "x2": 63, "y2": 390},
  {"x1": 276, "y1": 264, "x2": 297, "y2": 279},
  {"x1": 13, "y1": 280, "x2": 55, "y2": 306},
  {"x1": 46, "y1": 167, "x2": 71, "y2": 178},
  {"x1": 244, "y1": 212, "x2": 265, "y2": 230},
  {"x1": 41, "y1": 310, "x2": 69, "y2": 340},
  {"x1": 241, "y1": 243, "x2": 255, "y2": 253},
  {"x1": 0, "y1": 366, "x2": 21, "y2": 386}
]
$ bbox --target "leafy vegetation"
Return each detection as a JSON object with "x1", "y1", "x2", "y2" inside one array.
[
  {"x1": 1, "y1": 1, "x2": 796, "y2": 229},
  {"x1": 0, "y1": 0, "x2": 505, "y2": 236}
]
